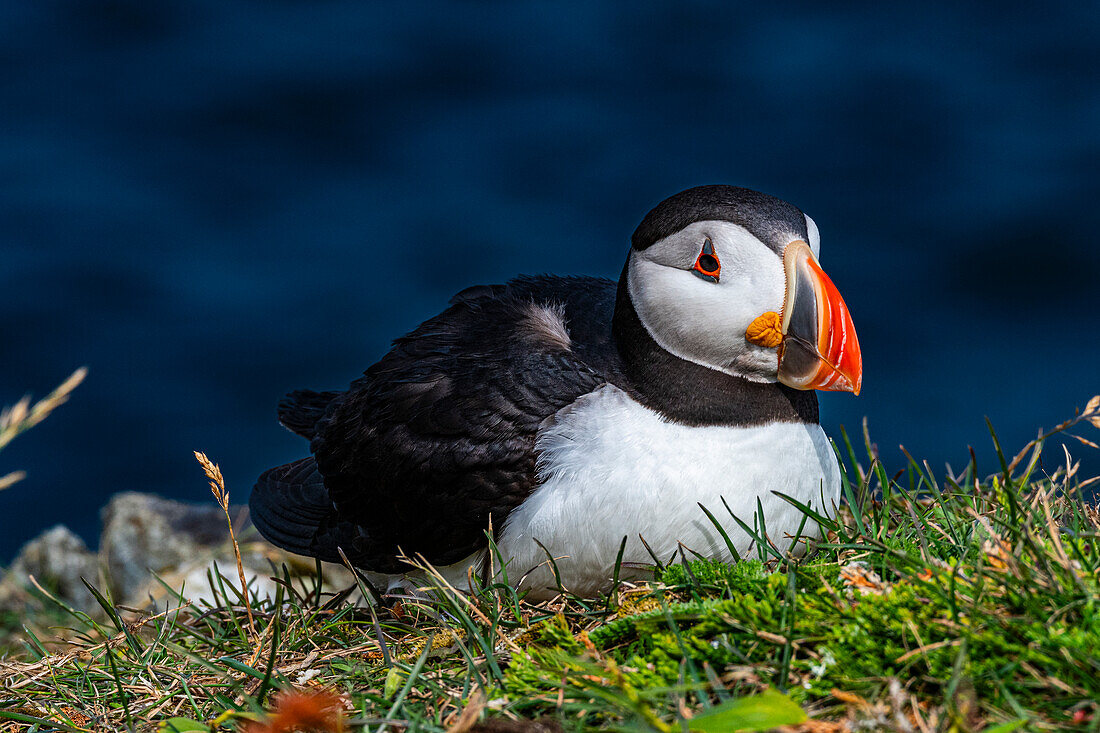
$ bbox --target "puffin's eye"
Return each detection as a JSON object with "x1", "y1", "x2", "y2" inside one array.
[{"x1": 692, "y1": 238, "x2": 721, "y2": 282}]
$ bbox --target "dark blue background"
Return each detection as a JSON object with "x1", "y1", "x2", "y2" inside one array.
[{"x1": 3, "y1": 2, "x2": 1099, "y2": 558}]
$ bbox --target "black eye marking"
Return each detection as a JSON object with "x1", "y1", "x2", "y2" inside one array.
[{"x1": 692, "y1": 237, "x2": 721, "y2": 282}]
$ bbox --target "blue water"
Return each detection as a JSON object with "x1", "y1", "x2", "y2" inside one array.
[{"x1": 2, "y1": 1, "x2": 1099, "y2": 558}]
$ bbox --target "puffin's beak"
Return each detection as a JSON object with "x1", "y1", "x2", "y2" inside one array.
[{"x1": 776, "y1": 240, "x2": 862, "y2": 395}]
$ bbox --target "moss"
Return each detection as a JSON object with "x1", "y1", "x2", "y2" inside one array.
[
  {"x1": 534, "y1": 613, "x2": 584, "y2": 654},
  {"x1": 503, "y1": 555, "x2": 1100, "y2": 719},
  {"x1": 657, "y1": 557, "x2": 768, "y2": 591}
]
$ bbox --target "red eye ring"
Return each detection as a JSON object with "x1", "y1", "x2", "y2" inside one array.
[{"x1": 692, "y1": 238, "x2": 721, "y2": 281}]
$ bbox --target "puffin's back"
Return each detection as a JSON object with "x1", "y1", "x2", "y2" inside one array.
[{"x1": 250, "y1": 275, "x2": 619, "y2": 571}]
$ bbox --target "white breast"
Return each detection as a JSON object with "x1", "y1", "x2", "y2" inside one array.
[{"x1": 437, "y1": 384, "x2": 840, "y2": 599}]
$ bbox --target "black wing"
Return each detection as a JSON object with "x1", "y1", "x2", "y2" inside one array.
[
  {"x1": 252, "y1": 276, "x2": 615, "y2": 572},
  {"x1": 250, "y1": 456, "x2": 370, "y2": 564},
  {"x1": 278, "y1": 390, "x2": 341, "y2": 439}
]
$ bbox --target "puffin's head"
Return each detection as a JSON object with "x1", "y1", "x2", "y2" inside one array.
[{"x1": 626, "y1": 185, "x2": 862, "y2": 394}]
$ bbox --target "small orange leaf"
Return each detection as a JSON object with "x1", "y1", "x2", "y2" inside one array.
[
  {"x1": 240, "y1": 690, "x2": 346, "y2": 733},
  {"x1": 839, "y1": 562, "x2": 890, "y2": 596},
  {"x1": 982, "y1": 538, "x2": 1011, "y2": 571},
  {"x1": 831, "y1": 688, "x2": 870, "y2": 707}
]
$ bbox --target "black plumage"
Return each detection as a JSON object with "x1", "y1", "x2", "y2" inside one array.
[
  {"x1": 252, "y1": 277, "x2": 615, "y2": 572},
  {"x1": 277, "y1": 390, "x2": 341, "y2": 439},
  {"x1": 631, "y1": 185, "x2": 809, "y2": 254}
]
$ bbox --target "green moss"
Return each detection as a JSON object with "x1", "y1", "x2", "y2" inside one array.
[
  {"x1": 657, "y1": 557, "x2": 768, "y2": 591},
  {"x1": 534, "y1": 613, "x2": 584, "y2": 654},
  {"x1": 504, "y1": 556, "x2": 1100, "y2": 720}
]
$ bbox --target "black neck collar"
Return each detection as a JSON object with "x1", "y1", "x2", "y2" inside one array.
[{"x1": 610, "y1": 266, "x2": 818, "y2": 427}]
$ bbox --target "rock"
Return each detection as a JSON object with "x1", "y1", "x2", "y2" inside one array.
[
  {"x1": 4, "y1": 525, "x2": 100, "y2": 616},
  {"x1": 0, "y1": 493, "x2": 364, "y2": 645},
  {"x1": 131, "y1": 542, "x2": 359, "y2": 610},
  {"x1": 98, "y1": 492, "x2": 360, "y2": 610},
  {"x1": 135, "y1": 548, "x2": 279, "y2": 610},
  {"x1": 99, "y1": 492, "x2": 239, "y2": 602}
]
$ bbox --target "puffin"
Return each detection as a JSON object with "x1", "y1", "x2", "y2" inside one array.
[{"x1": 250, "y1": 185, "x2": 862, "y2": 599}]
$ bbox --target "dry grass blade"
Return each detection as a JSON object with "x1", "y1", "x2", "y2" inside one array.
[
  {"x1": 0, "y1": 397, "x2": 30, "y2": 434},
  {"x1": 194, "y1": 450, "x2": 256, "y2": 635},
  {"x1": 0, "y1": 470, "x2": 27, "y2": 491},
  {"x1": 0, "y1": 367, "x2": 86, "y2": 451},
  {"x1": 445, "y1": 688, "x2": 486, "y2": 733},
  {"x1": 1084, "y1": 394, "x2": 1100, "y2": 430},
  {"x1": 1007, "y1": 393, "x2": 1100, "y2": 473}
]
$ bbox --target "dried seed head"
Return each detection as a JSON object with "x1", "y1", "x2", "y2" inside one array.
[
  {"x1": 1085, "y1": 395, "x2": 1100, "y2": 430},
  {"x1": 194, "y1": 450, "x2": 228, "y2": 508}
]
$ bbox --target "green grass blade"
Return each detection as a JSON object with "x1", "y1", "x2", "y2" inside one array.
[
  {"x1": 698, "y1": 502, "x2": 743, "y2": 562},
  {"x1": 686, "y1": 688, "x2": 807, "y2": 732}
]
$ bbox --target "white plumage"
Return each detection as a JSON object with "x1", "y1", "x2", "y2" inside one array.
[{"x1": 438, "y1": 384, "x2": 840, "y2": 598}]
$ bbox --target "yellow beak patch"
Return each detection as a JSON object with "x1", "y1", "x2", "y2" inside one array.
[{"x1": 745, "y1": 311, "x2": 783, "y2": 349}]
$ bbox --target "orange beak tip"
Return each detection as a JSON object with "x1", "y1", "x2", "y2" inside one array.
[{"x1": 776, "y1": 240, "x2": 862, "y2": 395}]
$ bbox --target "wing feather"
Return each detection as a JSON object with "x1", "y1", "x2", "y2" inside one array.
[{"x1": 309, "y1": 278, "x2": 611, "y2": 570}]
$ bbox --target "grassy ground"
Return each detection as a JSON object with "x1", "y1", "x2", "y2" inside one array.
[{"x1": 1, "y1": 391, "x2": 1099, "y2": 731}]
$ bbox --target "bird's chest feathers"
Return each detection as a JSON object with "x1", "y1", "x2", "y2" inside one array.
[{"x1": 498, "y1": 385, "x2": 839, "y2": 589}]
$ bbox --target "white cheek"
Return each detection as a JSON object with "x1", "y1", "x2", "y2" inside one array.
[{"x1": 628, "y1": 245, "x2": 786, "y2": 379}]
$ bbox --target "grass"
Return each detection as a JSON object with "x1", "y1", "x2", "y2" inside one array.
[
  {"x1": 0, "y1": 391, "x2": 1099, "y2": 731},
  {"x1": 0, "y1": 368, "x2": 85, "y2": 491}
]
